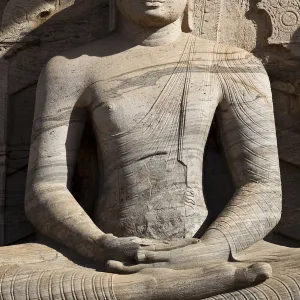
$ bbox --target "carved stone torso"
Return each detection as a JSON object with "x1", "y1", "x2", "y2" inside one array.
[{"x1": 78, "y1": 33, "x2": 222, "y2": 239}]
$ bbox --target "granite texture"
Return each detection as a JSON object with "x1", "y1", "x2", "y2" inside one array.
[{"x1": 0, "y1": 1, "x2": 299, "y2": 299}]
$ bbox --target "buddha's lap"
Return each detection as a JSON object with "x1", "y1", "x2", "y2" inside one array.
[{"x1": 0, "y1": 241, "x2": 300, "y2": 300}]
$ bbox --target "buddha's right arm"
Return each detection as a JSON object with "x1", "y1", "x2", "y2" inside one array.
[{"x1": 24, "y1": 57, "x2": 106, "y2": 261}]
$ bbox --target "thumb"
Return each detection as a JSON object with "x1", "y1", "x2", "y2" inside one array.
[
  {"x1": 105, "y1": 260, "x2": 150, "y2": 274},
  {"x1": 235, "y1": 263, "x2": 272, "y2": 287},
  {"x1": 136, "y1": 250, "x2": 171, "y2": 263}
]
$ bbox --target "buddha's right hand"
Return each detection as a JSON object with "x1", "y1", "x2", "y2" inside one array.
[
  {"x1": 134, "y1": 262, "x2": 272, "y2": 300},
  {"x1": 95, "y1": 234, "x2": 199, "y2": 263}
]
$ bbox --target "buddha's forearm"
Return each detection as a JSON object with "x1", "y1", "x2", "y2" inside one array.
[
  {"x1": 25, "y1": 183, "x2": 105, "y2": 261},
  {"x1": 207, "y1": 182, "x2": 282, "y2": 256}
]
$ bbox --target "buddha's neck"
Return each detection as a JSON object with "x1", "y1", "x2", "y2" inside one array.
[{"x1": 118, "y1": 16, "x2": 182, "y2": 47}]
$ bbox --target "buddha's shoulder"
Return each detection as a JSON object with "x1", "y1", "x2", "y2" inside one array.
[
  {"x1": 192, "y1": 36, "x2": 262, "y2": 66},
  {"x1": 44, "y1": 34, "x2": 110, "y2": 63},
  {"x1": 43, "y1": 33, "x2": 132, "y2": 76},
  {"x1": 43, "y1": 51, "x2": 88, "y2": 76}
]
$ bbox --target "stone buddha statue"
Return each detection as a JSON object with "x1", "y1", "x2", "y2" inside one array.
[{"x1": 0, "y1": 0, "x2": 299, "y2": 299}]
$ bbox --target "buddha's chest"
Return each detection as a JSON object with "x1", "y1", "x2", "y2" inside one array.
[{"x1": 89, "y1": 67, "x2": 221, "y2": 140}]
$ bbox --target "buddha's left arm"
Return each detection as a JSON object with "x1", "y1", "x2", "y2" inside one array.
[{"x1": 204, "y1": 52, "x2": 282, "y2": 257}]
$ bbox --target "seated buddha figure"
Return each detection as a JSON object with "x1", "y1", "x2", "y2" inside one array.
[{"x1": 0, "y1": 0, "x2": 299, "y2": 299}]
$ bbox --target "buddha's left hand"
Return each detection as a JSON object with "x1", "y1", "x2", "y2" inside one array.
[{"x1": 106, "y1": 230, "x2": 231, "y2": 274}]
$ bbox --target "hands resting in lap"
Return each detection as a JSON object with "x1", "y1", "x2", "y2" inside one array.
[{"x1": 95, "y1": 232, "x2": 272, "y2": 296}]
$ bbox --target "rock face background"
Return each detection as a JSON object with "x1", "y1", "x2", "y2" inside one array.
[{"x1": 0, "y1": 0, "x2": 299, "y2": 245}]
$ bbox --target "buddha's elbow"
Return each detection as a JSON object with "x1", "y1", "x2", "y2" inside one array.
[
  {"x1": 24, "y1": 181, "x2": 53, "y2": 227},
  {"x1": 266, "y1": 185, "x2": 282, "y2": 229},
  {"x1": 244, "y1": 181, "x2": 282, "y2": 230},
  {"x1": 269, "y1": 208, "x2": 282, "y2": 231},
  {"x1": 272, "y1": 201, "x2": 282, "y2": 228},
  {"x1": 24, "y1": 183, "x2": 41, "y2": 226}
]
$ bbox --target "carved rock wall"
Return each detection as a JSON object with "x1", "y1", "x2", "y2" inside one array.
[{"x1": 0, "y1": 0, "x2": 299, "y2": 244}]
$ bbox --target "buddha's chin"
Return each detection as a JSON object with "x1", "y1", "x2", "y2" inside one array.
[{"x1": 136, "y1": 12, "x2": 176, "y2": 28}]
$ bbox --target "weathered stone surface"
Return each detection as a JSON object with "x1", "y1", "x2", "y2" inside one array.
[
  {"x1": 0, "y1": 1, "x2": 299, "y2": 299},
  {"x1": 1, "y1": 0, "x2": 299, "y2": 246}
]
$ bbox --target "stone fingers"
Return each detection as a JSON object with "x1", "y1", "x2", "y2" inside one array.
[
  {"x1": 136, "y1": 249, "x2": 171, "y2": 263},
  {"x1": 234, "y1": 262, "x2": 272, "y2": 287},
  {"x1": 105, "y1": 260, "x2": 168, "y2": 274},
  {"x1": 199, "y1": 262, "x2": 272, "y2": 296},
  {"x1": 136, "y1": 262, "x2": 273, "y2": 300},
  {"x1": 141, "y1": 238, "x2": 199, "y2": 251},
  {"x1": 188, "y1": 262, "x2": 272, "y2": 299}
]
